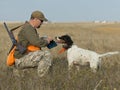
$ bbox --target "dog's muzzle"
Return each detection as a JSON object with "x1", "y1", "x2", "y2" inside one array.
[{"x1": 55, "y1": 36, "x2": 65, "y2": 43}]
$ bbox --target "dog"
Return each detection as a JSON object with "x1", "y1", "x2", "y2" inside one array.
[{"x1": 55, "y1": 35, "x2": 119, "y2": 72}]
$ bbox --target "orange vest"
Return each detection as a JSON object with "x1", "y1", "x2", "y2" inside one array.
[{"x1": 7, "y1": 45, "x2": 40, "y2": 66}]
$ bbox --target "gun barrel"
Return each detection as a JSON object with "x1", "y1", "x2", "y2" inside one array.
[{"x1": 4, "y1": 22, "x2": 17, "y2": 44}]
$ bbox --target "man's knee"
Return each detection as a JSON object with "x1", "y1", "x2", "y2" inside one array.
[
  {"x1": 44, "y1": 51, "x2": 52, "y2": 60},
  {"x1": 44, "y1": 51, "x2": 51, "y2": 57}
]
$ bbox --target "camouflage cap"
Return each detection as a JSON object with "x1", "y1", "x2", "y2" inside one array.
[{"x1": 31, "y1": 10, "x2": 48, "y2": 21}]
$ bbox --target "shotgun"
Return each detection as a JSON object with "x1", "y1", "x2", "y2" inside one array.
[{"x1": 4, "y1": 22, "x2": 26, "y2": 54}]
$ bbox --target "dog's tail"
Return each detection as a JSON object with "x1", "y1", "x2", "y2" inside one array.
[{"x1": 99, "y1": 51, "x2": 119, "y2": 58}]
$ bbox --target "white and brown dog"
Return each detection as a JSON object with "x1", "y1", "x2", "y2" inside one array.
[{"x1": 55, "y1": 35, "x2": 119, "y2": 72}]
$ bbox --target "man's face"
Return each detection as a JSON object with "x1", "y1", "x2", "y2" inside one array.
[{"x1": 35, "y1": 18, "x2": 43, "y2": 28}]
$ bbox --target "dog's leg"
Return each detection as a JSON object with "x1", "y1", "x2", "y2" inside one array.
[
  {"x1": 76, "y1": 66, "x2": 80, "y2": 71},
  {"x1": 68, "y1": 63, "x2": 73, "y2": 71},
  {"x1": 73, "y1": 61, "x2": 80, "y2": 71},
  {"x1": 97, "y1": 58, "x2": 102, "y2": 71},
  {"x1": 90, "y1": 60, "x2": 98, "y2": 73},
  {"x1": 91, "y1": 68, "x2": 97, "y2": 73},
  {"x1": 67, "y1": 62, "x2": 74, "y2": 79}
]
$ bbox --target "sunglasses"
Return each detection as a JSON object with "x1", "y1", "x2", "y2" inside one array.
[{"x1": 40, "y1": 20, "x2": 43, "y2": 23}]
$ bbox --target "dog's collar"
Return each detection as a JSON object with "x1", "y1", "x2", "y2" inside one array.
[
  {"x1": 58, "y1": 44, "x2": 73, "y2": 54},
  {"x1": 58, "y1": 48, "x2": 66, "y2": 54}
]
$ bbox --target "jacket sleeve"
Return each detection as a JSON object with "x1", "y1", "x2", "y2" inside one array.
[{"x1": 23, "y1": 26, "x2": 48, "y2": 48}]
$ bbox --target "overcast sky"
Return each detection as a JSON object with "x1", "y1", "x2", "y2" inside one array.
[{"x1": 1, "y1": 0, "x2": 120, "y2": 22}]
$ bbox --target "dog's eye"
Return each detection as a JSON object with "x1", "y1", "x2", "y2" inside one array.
[{"x1": 59, "y1": 37, "x2": 62, "y2": 39}]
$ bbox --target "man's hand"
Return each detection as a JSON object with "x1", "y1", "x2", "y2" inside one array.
[{"x1": 46, "y1": 37, "x2": 53, "y2": 44}]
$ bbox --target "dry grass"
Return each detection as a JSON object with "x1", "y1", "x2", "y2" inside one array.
[{"x1": 0, "y1": 22, "x2": 120, "y2": 90}]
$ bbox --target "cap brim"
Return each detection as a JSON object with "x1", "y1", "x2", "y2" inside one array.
[{"x1": 43, "y1": 18, "x2": 48, "y2": 21}]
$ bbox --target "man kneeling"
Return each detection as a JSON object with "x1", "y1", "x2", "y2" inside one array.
[{"x1": 7, "y1": 10, "x2": 53, "y2": 77}]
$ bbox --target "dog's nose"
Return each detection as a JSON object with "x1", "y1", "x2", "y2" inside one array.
[{"x1": 55, "y1": 36, "x2": 60, "y2": 40}]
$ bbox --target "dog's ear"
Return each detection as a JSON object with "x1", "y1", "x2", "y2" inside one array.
[{"x1": 65, "y1": 35, "x2": 73, "y2": 45}]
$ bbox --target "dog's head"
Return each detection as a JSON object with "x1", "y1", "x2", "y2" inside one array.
[{"x1": 55, "y1": 35, "x2": 73, "y2": 49}]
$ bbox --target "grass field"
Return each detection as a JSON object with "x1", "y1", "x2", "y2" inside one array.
[{"x1": 0, "y1": 22, "x2": 120, "y2": 90}]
